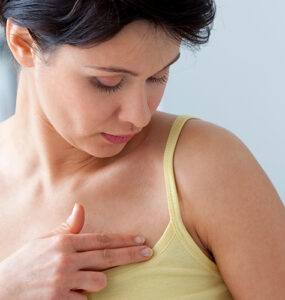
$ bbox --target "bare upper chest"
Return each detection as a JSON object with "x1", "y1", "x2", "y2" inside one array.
[
  {"x1": 0, "y1": 113, "x2": 213, "y2": 263},
  {"x1": 0, "y1": 150, "x2": 167, "y2": 259}
]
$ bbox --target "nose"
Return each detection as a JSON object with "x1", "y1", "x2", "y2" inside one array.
[{"x1": 118, "y1": 85, "x2": 152, "y2": 129}]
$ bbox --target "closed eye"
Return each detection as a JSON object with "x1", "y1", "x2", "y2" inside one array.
[
  {"x1": 148, "y1": 74, "x2": 169, "y2": 84},
  {"x1": 91, "y1": 77, "x2": 124, "y2": 94},
  {"x1": 91, "y1": 72, "x2": 169, "y2": 94}
]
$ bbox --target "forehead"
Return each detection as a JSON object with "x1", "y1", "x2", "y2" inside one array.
[{"x1": 52, "y1": 20, "x2": 180, "y2": 74}]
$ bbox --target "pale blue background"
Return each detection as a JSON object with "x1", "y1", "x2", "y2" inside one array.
[
  {"x1": 159, "y1": 0, "x2": 285, "y2": 202},
  {"x1": 1, "y1": 0, "x2": 284, "y2": 201}
]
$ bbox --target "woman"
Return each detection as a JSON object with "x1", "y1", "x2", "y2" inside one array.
[{"x1": 0, "y1": 1, "x2": 284, "y2": 299}]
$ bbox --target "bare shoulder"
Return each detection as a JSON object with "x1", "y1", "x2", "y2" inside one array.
[{"x1": 174, "y1": 117, "x2": 285, "y2": 299}]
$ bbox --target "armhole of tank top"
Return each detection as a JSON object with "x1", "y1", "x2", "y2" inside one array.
[{"x1": 163, "y1": 115, "x2": 220, "y2": 274}]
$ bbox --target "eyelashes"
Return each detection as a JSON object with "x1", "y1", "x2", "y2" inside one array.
[
  {"x1": 92, "y1": 78, "x2": 124, "y2": 94},
  {"x1": 91, "y1": 73, "x2": 169, "y2": 94}
]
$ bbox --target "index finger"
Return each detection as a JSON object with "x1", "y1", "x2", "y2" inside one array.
[{"x1": 67, "y1": 233, "x2": 146, "y2": 252}]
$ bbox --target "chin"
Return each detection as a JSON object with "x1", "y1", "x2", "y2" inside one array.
[{"x1": 86, "y1": 143, "x2": 126, "y2": 159}]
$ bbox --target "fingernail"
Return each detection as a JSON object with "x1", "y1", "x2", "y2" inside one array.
[
  {"x1": 134, "y1": 236, "x2": 145, "y2": 244},
  {"x1": 141, "y1": 247, "x2": 153, "y2": 257},
  {"x1": 72, "y1": 203, "x2": 78, "y2": 215},
  {"x1": 67, "y1": 203, "x2": 78, "y2": 222}
]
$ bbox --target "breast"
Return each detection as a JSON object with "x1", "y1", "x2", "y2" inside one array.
[{"x1": 85, "y1": 226, "x2": 233, "y2": 300}]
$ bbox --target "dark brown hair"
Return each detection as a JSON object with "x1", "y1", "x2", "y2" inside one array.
[{"x1": 0, "y1": 0, "x2": 216, "y2": 55}]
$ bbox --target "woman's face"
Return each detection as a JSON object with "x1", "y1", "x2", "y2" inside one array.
[{"x1": 32, "y1": 20, "x2": 181, "y2": 158}]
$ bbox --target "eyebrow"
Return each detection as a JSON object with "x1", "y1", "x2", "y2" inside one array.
[{"x1": 84, "y1": 52, "x2": 181, "y2": 76}]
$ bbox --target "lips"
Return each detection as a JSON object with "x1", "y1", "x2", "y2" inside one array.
[{"x1": 101, "y1": 132, "x2": 137, "y2": 144}]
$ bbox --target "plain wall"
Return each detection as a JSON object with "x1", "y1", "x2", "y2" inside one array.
[
  {"x1": 159, "y1": 0, "x2": 285, "y2": 202},
  {"x1": 0, "y1": 27, "x2": 17, "y2": 121}
]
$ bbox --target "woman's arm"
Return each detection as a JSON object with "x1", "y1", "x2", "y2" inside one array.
[{"x1": 176, "y1": 119, "x2": 285, "y2": 300}]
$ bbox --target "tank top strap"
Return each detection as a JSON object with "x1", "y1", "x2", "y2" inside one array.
[{"x1": 163, "y1": 115, "x2": 201, "y2": 225}]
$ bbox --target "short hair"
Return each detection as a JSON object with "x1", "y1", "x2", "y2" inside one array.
[{"x1": 0, "y1": 0, "x2": 216, "y2": 55}]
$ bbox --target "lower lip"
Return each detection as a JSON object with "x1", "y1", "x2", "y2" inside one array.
[{"x1": 101, "y1": 133, "x2": 135, "y2": 144}]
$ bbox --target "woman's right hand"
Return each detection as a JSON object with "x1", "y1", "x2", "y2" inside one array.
[{"x1": 0, "y1": 203, "x2": 153, "y2": 300}]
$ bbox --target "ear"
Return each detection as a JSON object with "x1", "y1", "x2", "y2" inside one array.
[{"x1": 5, "y1": 18, "x2": 37, "y2": 68}]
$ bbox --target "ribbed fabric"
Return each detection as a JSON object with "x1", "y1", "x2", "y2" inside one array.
[{"x1": 86, "y1": 115, "x2": 233, "y2": 300}]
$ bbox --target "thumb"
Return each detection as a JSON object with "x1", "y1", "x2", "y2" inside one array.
[{"x1": 42, "y1": 203, "x2": 85, "y2": 238}]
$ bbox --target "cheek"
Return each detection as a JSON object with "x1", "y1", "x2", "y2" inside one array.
[
  {"x1": 71, "y1": 80, "x2": 117, "y2": 131},
  {"x1": 34, "y1": 69, "x2": 115, "y2": 136},
  {"x1": 34, "y1": 70, "x2": 69, "y2": 127},
  {"x1": 147, "y1": 85, "x2": 167, "y2": 112}
]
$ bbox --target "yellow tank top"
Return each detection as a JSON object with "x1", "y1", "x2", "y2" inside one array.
[{"x1": 86, "y1": 115, "x2": 234, "y2": 300}]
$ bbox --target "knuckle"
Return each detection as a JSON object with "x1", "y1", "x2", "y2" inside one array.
[
  {"x1": 54, "y1": 253, "x2": 71, "y2": 271},
  {"x1": 49, "y1": 289, "x2": 65, "y2": 300},
  {"x1": 47, "y1": 275, "x2": 63, "y2": 295},
  {"x1": 49, "y1": 291, "x2": 60, "y2": 300},
  {"x1": 127, "y1": 248, "x2": 136, "y2": 262},
  {"x1": 102, "y1": 248, "x2": 114, "y2": 265},
  {"x1": 46, "y1": 272, "x2": 69, "y2": 299},
  {"x1": 96, "y1": 233, "x2": 112, "y2": 247},
  {"x1": 52, "y1": 234, "x2": 69, "y2": 249}
]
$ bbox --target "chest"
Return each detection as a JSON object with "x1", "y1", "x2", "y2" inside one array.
[
  {"x1": 0, "y1": 120, "x2": 213, "y2": 264},
  {"x1": 0, "y1": 154, "x2": 171, "y2": 262}
]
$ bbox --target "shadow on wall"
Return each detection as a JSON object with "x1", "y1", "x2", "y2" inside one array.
[{"x1": 0, "y1": 27, "x2": 17, "y2": 122}]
